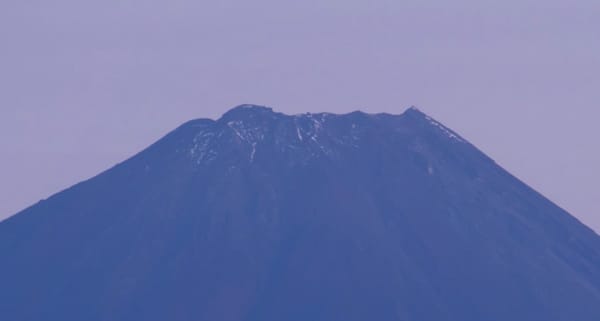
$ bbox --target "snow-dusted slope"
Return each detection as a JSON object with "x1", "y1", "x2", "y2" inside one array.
[{"x1": 1, "y1": 105, "x2": 600, "y2": 321}]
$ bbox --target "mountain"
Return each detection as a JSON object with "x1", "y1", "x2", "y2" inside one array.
[{"x1": 1, "y1": 105, "x2": 600, "y2": 321}]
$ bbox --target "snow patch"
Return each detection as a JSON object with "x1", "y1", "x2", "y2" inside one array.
[
  {"x1": 189, "y1": 130, "x2": 218, "y2": 164},
  {"x1": 424, "y1": 115, "x2": 464, "y2": 142},
  {"x1": 250, "y1": 142, "x2": 257, "y2": 162},
  {"x1": 227, "y1": 120, "x2": 265, "y2": 161},
  {"x1": 296, "y1": 124, "x2": 303, "y2": 141}
]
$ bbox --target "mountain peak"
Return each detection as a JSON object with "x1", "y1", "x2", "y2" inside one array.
[
  {"x1": 401, "y1": 106, "x2": 465, "y2": 142},
  {"x1": 403, "y1": 105, "x2": 427, "y2": 117},
  {"x1": 220, "y1": 104, "x2": 275, "y2": 121}
]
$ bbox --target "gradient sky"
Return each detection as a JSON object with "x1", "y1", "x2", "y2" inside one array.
[{"x1": 1, "y1": 0, "x2": 599, "y2": 231}]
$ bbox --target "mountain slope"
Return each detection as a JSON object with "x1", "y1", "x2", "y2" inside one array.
[{"x1": 1, "y1": 105, "x2": 600, "y2": 321}]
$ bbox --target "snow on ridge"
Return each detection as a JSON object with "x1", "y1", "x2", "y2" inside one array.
[
  {"x1": 189, "y1": 130, "x2": 218, "y2": 164},
  {"x1": 294, "y1": 117, "x2": 304, "y2": 142},
  {"x1": 250, "y1": 142, "x2": 257, "y2": 162},
  {"x1": 227, "y1": 120, "x2": 265, "y2": 143},
  {"x1": 226, "y1": 120, "x2": 266, "y2": 162},
  {"x1": 290, "y1": 113, "x2": 341, "y2": 158},
  {"x1": 424, "y1": 115, "x2": 465, "y2": 143},
  {"x1": 296, "y1": 126, "x2": 303, "y2": 141},
  {"x1": 309, "y1": 115, "x2": 322, "y2": 141}
]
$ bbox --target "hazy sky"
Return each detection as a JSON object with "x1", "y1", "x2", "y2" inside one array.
[{"x1": 1, "y1": 0, "x2": 599, "y2": 231}]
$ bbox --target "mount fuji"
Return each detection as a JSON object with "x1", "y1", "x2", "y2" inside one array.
[{"x1": 1, "y1": 105, "x2": 600, "y2": 321}]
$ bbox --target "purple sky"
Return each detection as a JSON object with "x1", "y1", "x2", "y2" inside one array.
[{"x1": 1, "y1": 0, "x2": 599, "y2": 231}]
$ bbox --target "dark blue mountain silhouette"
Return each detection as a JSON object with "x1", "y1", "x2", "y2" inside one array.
[{"x1": 2, "y1": 105, "x2": 600, "y2": 321}]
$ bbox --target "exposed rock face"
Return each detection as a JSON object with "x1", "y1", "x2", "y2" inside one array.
[{"x1": 2, "y1": 105, "x2": 600, "y2": 321}]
